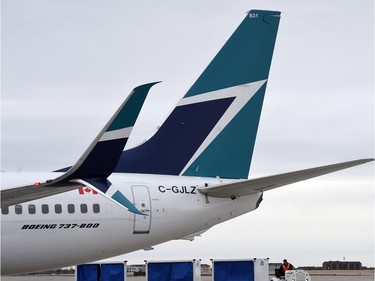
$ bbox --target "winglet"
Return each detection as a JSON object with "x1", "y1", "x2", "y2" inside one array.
[
  {"x1": 62, "y1": 81, "x2": 160, "y2": 182},
  {"x1": 1, "y1": 82, "x2": 159, "y2": 208}
]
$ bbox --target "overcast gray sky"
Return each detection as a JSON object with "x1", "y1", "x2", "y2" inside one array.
[{"x1": 1, "y1": 0, "x2": 374, "y2": 267}]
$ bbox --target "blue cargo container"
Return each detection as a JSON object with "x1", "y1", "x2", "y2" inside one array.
[
  {"x1": 76, "y1": 262, "x2": 126, "y2": 281},
  {"x1": 212, "y1": 258, "x2": 269, "y2": 281},
  {"x1": 146, "y1": 259, "x2": 201, "y2": 281}
]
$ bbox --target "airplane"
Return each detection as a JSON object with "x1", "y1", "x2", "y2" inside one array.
[{"x1": 1, "y1": 9, "x2": 373, "y2": 275}]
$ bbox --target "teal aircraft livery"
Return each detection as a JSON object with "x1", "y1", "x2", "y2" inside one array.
[{"x1": 1, "y1": 10, "x2": 373, "y2": 275}]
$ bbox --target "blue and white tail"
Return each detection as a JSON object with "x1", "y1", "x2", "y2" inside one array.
[{"x1": 115, "y1": 10, "x2": 281, "y2": 179}]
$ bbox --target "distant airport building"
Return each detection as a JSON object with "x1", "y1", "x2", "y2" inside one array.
[{"x1": 323, "y1": 261, "x2": 362, "y2": 270}]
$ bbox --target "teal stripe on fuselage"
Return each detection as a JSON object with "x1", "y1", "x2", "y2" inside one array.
[
  {"x1": 183, "y1": 83, "x2": 267, "y2": 179},
  {"x1": 111, "y1": 190, "x2": 145, "y2": 215},
  {"x1": 184, "y1": 10, "x2": 280, "y2": 98}
]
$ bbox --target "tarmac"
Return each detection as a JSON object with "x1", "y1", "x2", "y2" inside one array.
[{"x1": 1, "y1": 271, "x2": 374, "y2": 281}]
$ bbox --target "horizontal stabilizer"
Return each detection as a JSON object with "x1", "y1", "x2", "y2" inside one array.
[{"x1": 198, "y1": 159, "x2": 374, "y2": 198}]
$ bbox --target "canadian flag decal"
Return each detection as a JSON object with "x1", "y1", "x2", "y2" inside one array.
[{"x1": 78, "y1": 187, "x2": 98, "y2": 195}]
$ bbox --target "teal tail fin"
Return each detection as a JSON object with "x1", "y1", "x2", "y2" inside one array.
[{"x1": 115, "y1": 10, "x2": 281, "y2": 179}]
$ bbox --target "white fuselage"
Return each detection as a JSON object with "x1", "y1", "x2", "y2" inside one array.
[{"x1": 1, "y1": 172, "x2": 262, "y2": 275}]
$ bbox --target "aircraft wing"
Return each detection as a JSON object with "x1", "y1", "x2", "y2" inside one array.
[
  {"x1": 198, "y1": 159, "x2": 374, "y2": 198},
  {"x1": 1, "y1": 82, "x2": 158, "y2": 208},
  {"x1": 1, "y1": 182, "x2": 83, "y2": 208}
]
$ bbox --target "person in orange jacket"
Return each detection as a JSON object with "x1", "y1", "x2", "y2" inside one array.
[{"x1": 275, "y1": 259, "x2": 294, "y2": 278}]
